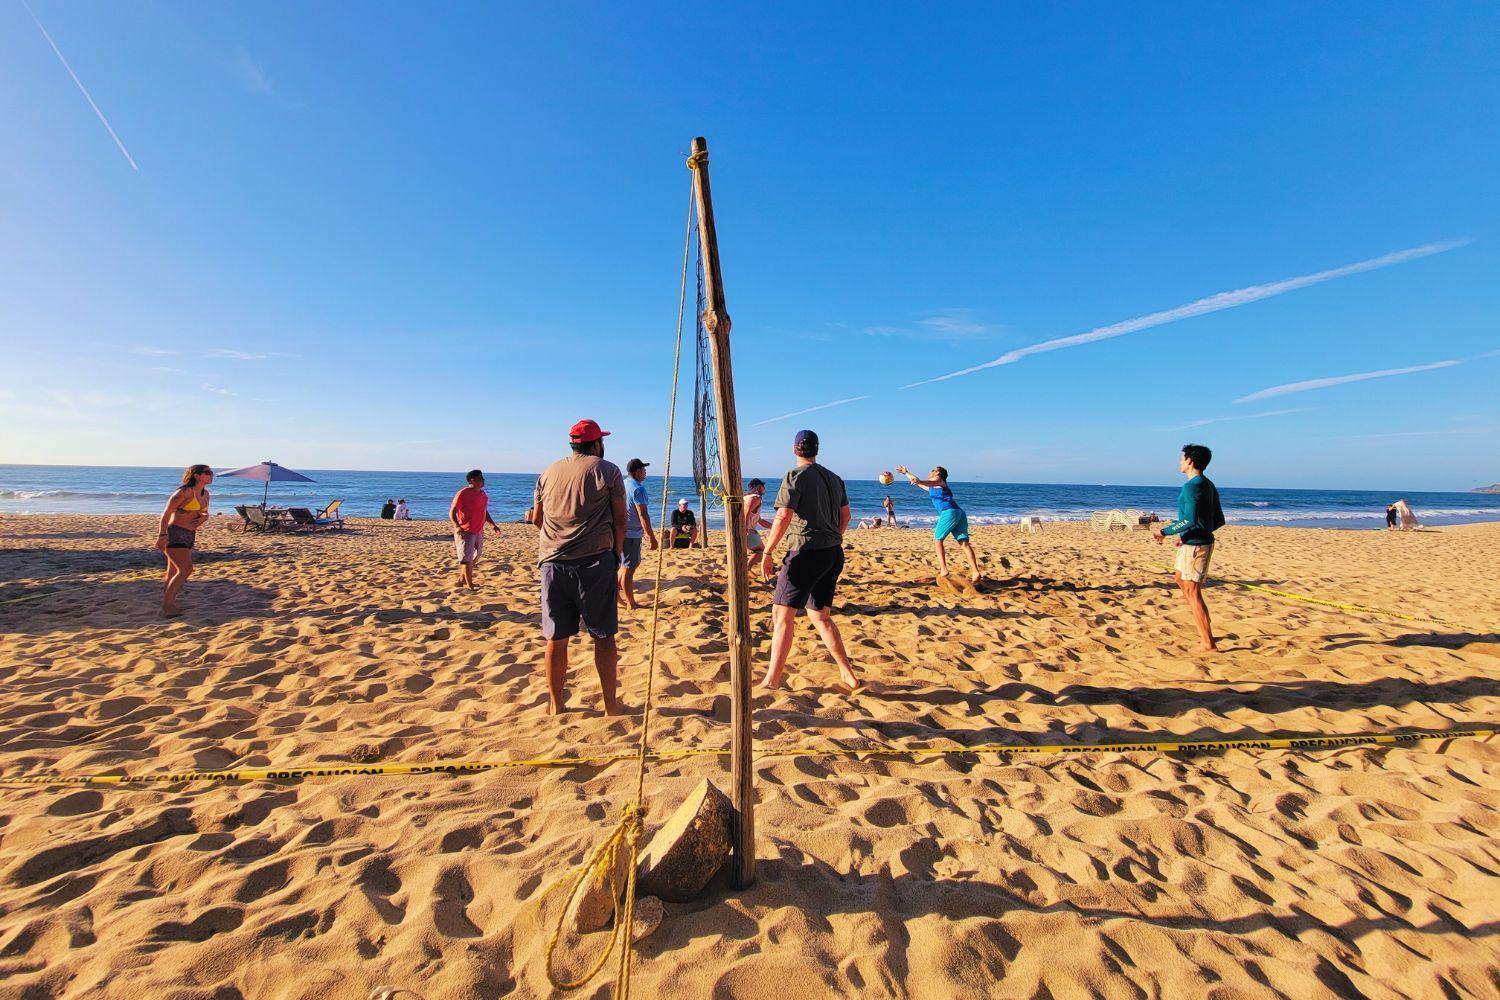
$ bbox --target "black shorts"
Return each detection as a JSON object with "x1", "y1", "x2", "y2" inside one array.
[
  {"x1": 540, "y1": 551, "x2": 619, "y2": 640},
  {"x1": 166, "y1": 525, "x2": 196, "y2": 549},
  {"x1": 773, "y1": 545, "x2": 844, "y2": 611}
]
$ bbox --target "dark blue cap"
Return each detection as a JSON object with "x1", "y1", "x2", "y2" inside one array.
[{"x1": 793, "y1": 429, "x2": 819, "y2": 455}]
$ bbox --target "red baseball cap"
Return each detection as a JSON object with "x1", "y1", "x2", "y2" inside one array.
[{"x1": 569, "y1": 418, "x2": 612, "y2": 443}]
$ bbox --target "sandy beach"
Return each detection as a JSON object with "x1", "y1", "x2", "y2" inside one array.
[{"x1": 0, "y1": 513, "x2": 1496, "y2": 999}]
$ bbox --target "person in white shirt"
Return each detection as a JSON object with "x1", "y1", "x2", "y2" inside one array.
[{"x1": 394, "y1": 499, "x2": 411, "y2": 521}]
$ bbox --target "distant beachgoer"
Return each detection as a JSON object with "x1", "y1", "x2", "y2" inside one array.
[
  {"x1": 394, "y1": 499, "x2": 411, "y2": 520},
  {"x1": 380, "y1": 499, "x2": 396, "y2": 520},
  {"x1": 1153, "y1": 443, "x2": 1226, "y2": 653},
  {"x1": 1385, "y1": 504, "x2": 1399, "y2": 530},
  {"x1": 883, "y1": 494, "x2": 895, "y2": 524},
  {"x1": 450, "y1": 470, "x2": 500, "y2": 590},
  {"x1": 1393, "y1": 499, "x2": 1420, "y2": 531},
  {"x1": 669, "y1": 499, "x2": 698, "y2": 549},
  {"x1": 745, "y1": 478, "x2": 772, "y2": 559},
  {"x1": 760, "y1": 430, "x2": 858, "y2": 693},
  {"x1": 857, "y1": 516, "x2": 884, "y2": 530},
  {"x1": 155, "y1": 464, "x2": 214, "y2": 617},
  {"x1": 619, "y1": 458, "x2": 659, "y2": 610},
  {"x1": 534, "y1": 419, "x2": 627, "y2": 715},
  {"x1": 895, "y1": 463, "x2": 982, "y2": 584}
]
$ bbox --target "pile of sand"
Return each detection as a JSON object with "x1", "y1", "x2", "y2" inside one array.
[{"x1": 0, "y1": 514, "x2": 1496, "y2": 997}]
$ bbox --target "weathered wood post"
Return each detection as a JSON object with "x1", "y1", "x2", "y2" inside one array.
[{"x1": 688, "y1": 136, "x2": 754, "y2": 888}]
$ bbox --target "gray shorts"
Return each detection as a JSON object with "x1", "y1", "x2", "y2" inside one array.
[
  {"x1": 454, "y1": 530, "x2": 483, "y2": 564},
  {"x1": 541, "y1": 551, "x2": 619, "y2": 640},
  {"x1": 621, "y1": 536, "x2": 643, "y2": 569}
]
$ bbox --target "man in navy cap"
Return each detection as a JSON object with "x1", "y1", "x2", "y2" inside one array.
[
  {"x1": 533, "y1": 419, "x2": 628, "y2": 714},
  {"x1": 759, "y1": 429, "x2": 859, "y2": 693}
]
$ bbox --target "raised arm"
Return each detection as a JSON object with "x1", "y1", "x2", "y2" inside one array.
[{"x1": 895, "y1": 465, "x2": 937, "y2": 490}]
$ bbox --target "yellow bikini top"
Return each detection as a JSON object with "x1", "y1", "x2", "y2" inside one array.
[{"x1": 180, "y1": 495, "x2": 203, "y2": 512}]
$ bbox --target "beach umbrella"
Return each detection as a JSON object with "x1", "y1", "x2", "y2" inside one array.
[{"x1": 219, "y1": 460, "x2": 315, "y2": 505}]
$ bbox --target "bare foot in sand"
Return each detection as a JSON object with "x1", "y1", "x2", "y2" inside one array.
[{"x1": 161, "y1": 604, "x2": 183, "y2": 617}]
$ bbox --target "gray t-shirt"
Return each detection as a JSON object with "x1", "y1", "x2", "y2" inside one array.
[
  {"x1": 534, "y1": 454, "x2": 625, "y2": 564},
  {"x1": 773, "y1": 463, "x2": 848, "y2": 551}
]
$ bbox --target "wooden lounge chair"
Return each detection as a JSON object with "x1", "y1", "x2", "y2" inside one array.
[
  {"x1": 243, "y1": 505, "x2": 277, "y2": 532},
  {"x1": 315, "y1": 499, "x2": 346, "y2": 528},
  {"x1": 288, "y1": 507, "x2": 343, "y2": 531}
]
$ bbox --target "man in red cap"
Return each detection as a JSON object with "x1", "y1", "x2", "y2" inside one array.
[{"x1": 532, "y1": 419, "x2": 629, "y2": 715}]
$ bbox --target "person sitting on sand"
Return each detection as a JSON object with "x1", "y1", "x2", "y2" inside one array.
[
  {"x1": 895, "y1": 463, "x2": 982, "y2": 584},
  {"x1": 857, "y1": 516, "x2": 884, "y2": 530},
  {"x1": 380, "y1": 498, "x2": 396, "y2": 520},
  {"x1": 745, "y1": 478, "x2": 772, "y2": 559},
  {"x1": 619, "y1": 458, "x2": 659, "y2": 610},
  {"x1": 1393, "y1": 499, "x2": 1420, "y2": 531},
  {"x1": 669, "y1": 499, "x2": 698, "y2": 549},
  {"x1": 394, "y1": 498, "x2": 411, "y2": 520},
  {"x1": 450, "y1": 470, "x2": 501, "y2": 591},
  {"x1": 760, "y1": 429, "x2": 859, "y2": 693},
  {"x1": 155, "y1": 464, "x2": 214, "y2": 617},
  {"x1": 533, "y1": 419, "x2": 628, "y2": 715},
  {"x1": 1153, "y1": 443, "x2": 1226, "y2": 653}
]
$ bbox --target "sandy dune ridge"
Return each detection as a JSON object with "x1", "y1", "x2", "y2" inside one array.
[{"x1": 0, "y1": 514, "x2": 1497, "y2": 999}]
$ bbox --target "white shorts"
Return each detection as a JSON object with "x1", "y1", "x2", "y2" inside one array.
[{"x1": 1174, "y1": 542, "x2": 1213, "y2": 584}]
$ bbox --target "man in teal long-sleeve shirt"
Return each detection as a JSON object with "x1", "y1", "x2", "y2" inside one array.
[{"x1": 1153, "y1": 443, "x2": 1226, "y2": 652}]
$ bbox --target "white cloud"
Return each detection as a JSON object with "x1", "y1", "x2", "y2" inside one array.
[
  {"x1": 1234, "y1": 361, "x2": 1459, "y2": 404},
  {"x1": 903, "y1": 239, "x2": 1471, "y2": 388},
  {"x1": 867, "y1": 309, "x2": 994, "y2": 342},
  {"x1": 130, "y1": 346, "x2": 180, "y2": 357},
  {"x1": 23, "y1": 0, "x2": 138, "y2": 170},
  {"x1": 753, "y1": 396, "x2": 870, "y2": 426},
  {"x1": 205, "y1": 348, "x2": 296, "y2": 361},
  {"x1": 233, "y1": 47, "x2": 277, "y2": 96},
  {"x1": 1169, "y1": 407, "x2": 1314, "y2": 430},
  {"x1": 202, "y1": 383, "x2": 237, "y2": 396}
]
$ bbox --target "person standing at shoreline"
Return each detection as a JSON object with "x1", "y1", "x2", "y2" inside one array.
[
  {"x1": 883, "y1": 494, "x2": 896, "y2": 526},
  {"x1": 760, "y1": 429, "x2": 859, "y2": 693},
  {"x1": 1153, "y1": 443, "x2": 1226, "y2": 653},
  {"x1": 534, "y1": 419, "x2": 628, "y2": 715},
  {"x1": 618, "y1": 458, "x2": 658, "y2": 610},
  {"x1": 895, "y1": 463, "x2": 982, "y2": 584},
  {"x1": 450, "y1": 470, "x2": 500, "y2": 591},
  {"x1": 155, "y1": 464, "x2": 214, "y2": 617}
]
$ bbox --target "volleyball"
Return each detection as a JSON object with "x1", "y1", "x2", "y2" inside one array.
[{"x1": 878, "y1": 471, "x2": 895, "y2": 486}]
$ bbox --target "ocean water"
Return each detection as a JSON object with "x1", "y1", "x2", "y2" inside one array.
[{"x1": 3, "y1": 464, "x2": 1498, "y2": 531}]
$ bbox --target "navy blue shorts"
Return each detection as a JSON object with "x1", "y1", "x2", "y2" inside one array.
[
  {"x1": 541, "y1": 551, "x2": 619, "y2": 640},
  {"x1": 772, "y1": 546, "x2": 844, "y2": 612},
  {"x1": 621, "y1": 536, "x2": 643, "y2": 569}
]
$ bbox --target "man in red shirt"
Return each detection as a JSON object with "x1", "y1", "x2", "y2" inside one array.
[{"x1": 449, "y1": 469, "x2": 500, "y2": 590}]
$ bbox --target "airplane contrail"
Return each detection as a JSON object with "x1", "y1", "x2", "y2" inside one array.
[
  {"x1": 754, "y1": 395, "x2": 870, "y2": 426},
  {"x1": 23, "y1": 0, "x2": 139, "y2": 171},
  {"x1": 1234, "y1": 360, "x2": 1460, "y2": 404},
  {"x1": 901, "y1": 238, "x2": 1470, "y2": 388}
]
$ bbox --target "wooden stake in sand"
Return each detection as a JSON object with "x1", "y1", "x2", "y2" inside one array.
[{"x1": 688, "y1": 136, "x2": 755, "y2": 888}]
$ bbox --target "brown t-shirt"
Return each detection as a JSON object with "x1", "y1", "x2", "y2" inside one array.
[{"x1": 534, "y1": 454, "x2": 625, "y2": 564}]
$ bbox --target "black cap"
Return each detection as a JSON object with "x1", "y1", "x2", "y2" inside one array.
[
  {"x1": 626, "y1": 458, "x2": 649, "y2": 474},
  {"x1": 793, "y1": 429, "x2": 819, "y2": 456}
]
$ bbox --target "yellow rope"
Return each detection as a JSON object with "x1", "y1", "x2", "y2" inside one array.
[
  {"x1": 7, "y1": 727, "x2": 1491, "y2": 787},
  {"x1": 544, "y1": 171, "x2": 698, "y2": 998},
  {"x1": 1216, "y1": 576, "x2": 1487, "y2": 633}
]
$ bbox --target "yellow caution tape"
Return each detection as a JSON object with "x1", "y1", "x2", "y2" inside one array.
[{"x1": 4, "y1": 728, "x2": 1490, "y2": 787}]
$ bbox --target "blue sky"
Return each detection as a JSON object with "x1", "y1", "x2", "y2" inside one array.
[{"x1": 2, "y1": 3, "x2": 1496, "y2": 490}]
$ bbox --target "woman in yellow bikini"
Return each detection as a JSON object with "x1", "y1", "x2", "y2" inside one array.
[{"x1": 155, "y1": 464, "x2": 213, "y2": 616}]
